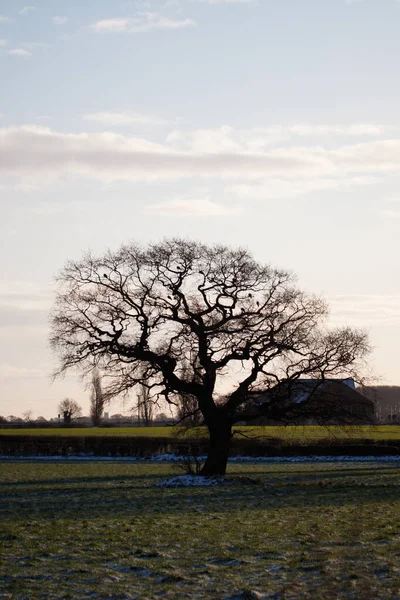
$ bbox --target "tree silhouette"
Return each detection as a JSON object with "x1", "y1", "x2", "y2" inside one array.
[
  {"x1": 51, "y1": 239, "x2": 369, "y2": 475},
  {"x1": 90, "y1": 368, "x2": 106, "y2": 426},
  {"x1": 58, "y1": 398, "x2": 82, "y2": 424},
  {"x1": 137, "y1": 384, "x2": 154, "y2": 426}
]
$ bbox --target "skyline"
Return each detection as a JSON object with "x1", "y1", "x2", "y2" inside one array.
[{"x1": 1, "y1": 0, "x2": 400, "y2": 418}]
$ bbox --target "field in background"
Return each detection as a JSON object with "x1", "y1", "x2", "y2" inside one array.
[
  {"x1": 2, "y1": 425, "x2": 400, "y2": 442},
  {"x1": 1, "y1": 460, "x2": 400, "y2": 598}
]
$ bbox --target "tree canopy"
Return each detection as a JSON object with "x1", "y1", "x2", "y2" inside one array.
[
  {"x1": 58, "y1": 398, "x2": 82, "y2": 423},
  {"x1": 51, "y1": 238, "x2": 369, "y2": 474}
]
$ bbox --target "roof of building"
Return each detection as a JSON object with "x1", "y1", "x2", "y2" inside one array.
[{"x1": 246, "y1": 378, "x2": 374, "y2": 424}]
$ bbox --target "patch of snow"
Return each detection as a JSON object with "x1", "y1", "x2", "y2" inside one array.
[
  {"x1": 157, "y1": 475, "x2": 232, "y2": 488},
  {"x1": 224, "y1": 591, "x2": 265, "y2": 600},
  {"x1": 151, "y1": 453, "x2": 187, "y2": 462}
]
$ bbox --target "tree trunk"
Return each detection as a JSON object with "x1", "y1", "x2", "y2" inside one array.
[{"x1": 200, "y1": 419, "x2": 232, "y2": 476}]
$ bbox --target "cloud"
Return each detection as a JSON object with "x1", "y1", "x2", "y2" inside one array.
[
  {"x1": 91, "y1": 12, "x2": 196, "y2": 33},
  {"x1": 285, "y1": 123, "x2": 386, "y2": 136},
  {"x1": 166, "y1": 124, "x2": 389, "y2": 154},
  {"x1": 377, "y1": 197, "x2": 400, "y2": 219},
  {"x1": 2, "y1": 124, "x2": 400, "y2": 186},
  {"x1": 0, "y1": 281, "x2": 52, "y2": 330},
  {"x1": 91, "y1": 18, "x2": 129, "y2": 33},
  {"x1": 329, "y1": 295, "x2": 400, "y2": 326},
  {"x1": 83, "y1": 111, "x2": 168, "y2": 126},
  {"x1": 0, "y1": 39, "x2": 7, "y2": 46},
  {"x1": 147, "y1": 198, "x2": 241, "y2": 216},
  {"x1": 0, "y1": 281, "x2": 52, "y2": 311},
  {"x1": 7, "y1": 48, "x2": 32, "y2": 56},
  {"x1": 0, "y1": 125, "x2": 327, "y2": 183},
  {"x1": 19, "y1": 6, "x2": 36, "y2": 15},
  {"x1": 52, "y1": 16, "x2": 68, "y2": 25},
  {"x1": 0, "y1": 364, "x2": 45, "y2": 379},
  {"x1": 0, "y1": 15, "x2": 11, "y2": 23},
  {"x1": 227, "y1": 175, "x2": 379, "y2": 200},
  {"x1": 23, "y1": 42, "x2": 49, "y2": 49},
  {"x1": 380, "y1": 210, "x2": 400, "y2": 219},
  {"x1": 195, "y1": 0, "x2": 255, "y2": 3}
]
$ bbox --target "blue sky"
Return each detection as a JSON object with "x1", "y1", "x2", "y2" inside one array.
[{"x1": 1, "y1": 0, "x2": 400, "y2": 418}]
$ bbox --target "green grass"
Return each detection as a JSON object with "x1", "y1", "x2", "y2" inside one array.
[
  {"x1": 1, "y1": 460, "x2": 400, "y2": 598},
  {"x1": 2, "y1": 424, "x2": 400, "y2": 442}
]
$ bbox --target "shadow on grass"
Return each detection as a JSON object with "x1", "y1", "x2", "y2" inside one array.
[
  {"x1": 0, "y1": 473, "x2": 163, "y2": 488},
  {"x1": 2, "y1": 465, "x2": 400, "y2": 522}
]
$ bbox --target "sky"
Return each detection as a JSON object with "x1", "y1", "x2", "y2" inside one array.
[{"x1": 1, "y1": 0, "x2": 400, "y2": 419}]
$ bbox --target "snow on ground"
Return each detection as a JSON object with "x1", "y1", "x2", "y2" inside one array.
[
  {"x1": 1, "y1": 453, "x2": 400, "y2": 463},
  {"x1": 156, "y1": 474, "x2": 233, "y2": 487}
]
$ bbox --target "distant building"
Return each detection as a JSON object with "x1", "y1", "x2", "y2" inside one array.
[{"x1": 242, "y1": 378, "x2": 375, "y2": 425}]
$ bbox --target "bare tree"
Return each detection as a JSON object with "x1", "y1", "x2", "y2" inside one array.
[
  {"x1": 51, "y1": 239, "x2": 369, "y2": 475},
  {"x1": 58, "y1": 398, "x2": 82, "y2": 424},
  {"x1": 22, "y1": 410, "x2": 33, "y2": 423},
  {"x1": 90, "y1": 368, "x2": 106, "y2": 426},
  {"x1": 137, "y1": 384, "x2": 154, "y2": 426}
]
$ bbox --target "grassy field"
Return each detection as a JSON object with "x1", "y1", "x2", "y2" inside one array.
[
  {"x1": 2, "y1": 424, "x2": 400, "y2": 442},
  {"x1": 1, "y1": 460, "x2": 400, "y2": 599}
]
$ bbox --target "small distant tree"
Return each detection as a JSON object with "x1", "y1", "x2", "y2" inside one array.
[
  {"x1": 90, "y1": 368, "x2": 106, "y2": 426},
  {"x1": 110, "y1": 413, "x2": 125, "y2": 421},
  {"x1": 22, "y1": 410, "x2": 33, "y2": 423},
  {"x1": 155, "y1": 412, "x2": 169, "y2": 423},
  {"x1": 137, "y1": 384, "x2": 154, "y2": 426},
  {"x1": 36, "y1": 416, "x2": 48, "y2": 423},
  {"x1": 58, "y1": 398, "x2": 82, "y2": 424}
]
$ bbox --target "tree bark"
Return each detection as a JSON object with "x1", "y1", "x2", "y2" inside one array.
[{"x1": 200, "y1": 419, "x2": 232, "y2": 476}]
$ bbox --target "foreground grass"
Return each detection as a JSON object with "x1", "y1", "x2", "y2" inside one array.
[
  {"x1": 1, "y1": 461, "x2": 400, "y2": 599},
  {"x1": 2, "y1": 424, "x2": 400, "y2": 442}
]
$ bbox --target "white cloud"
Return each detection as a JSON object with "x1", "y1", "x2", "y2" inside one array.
[
  {"x1": 0, "y1": 39, "x2": 7, "y2": 46},
  {"x1": 31, "y1": 201, "x2": 88, "y2": 216},
  {"x1": 91, "y1": 18, "x2": 130, "y2": 33},
  {"x1": 2, "y1": 124, "x2": 400, "y2": 186},
  {"x1": 19, "y1": 6, "x2": 36, "y2": 15},
  {"x1": 147, "y1": 198, "x2": 241, "y2": 216},
  {"x1": 0, "y1": 281, "x2": 52, "y2": 331},
  {"x1": 195, "y1": 0, "x2": 255, "y2": 3},
  {"x1": 91, "y1": 12, "x2": 196, "y2": 33},
  {"x1": 196, "y1": 0, "x2": 255, "y2": 3},
  {"x1": 7, "y1": 48, "x2": 32, "y2": 56},
  {"x1": 378, "y1": 205, "x2": 400, "y2": 220},
  {"x1": 52, "y1": 16, "x2": 68, "y2": 25},
  {"x1": 0, "y1": 364, "x2": 45, "y2": 379},
  {"x1": 83, "y1": 111, "x2": 168, "y2": 126},
  {"x1": 0, "y1": 125, "x2": 327, "y2": 183},
  {"x1": 286, "y1": 123, "x2": 386, "y2": 136},
  {"x1": 329, "y1": 295, "x2": 400, "y2": 326},
  {"x1": 0, "y1": 281, "x2": 52, "y2": 312},
  {"x1": 23, "y1": 42, "x2": 49, "y2": 50},
  {"x1": 0, "y1": 15, "x2": 11, "y2": 23},
  {"x1": 167, "y1": 124, "x2": 389, "y2": 154},
  {"x1": 227, "y1": 175, "x2": 379, "y2": 200}
]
